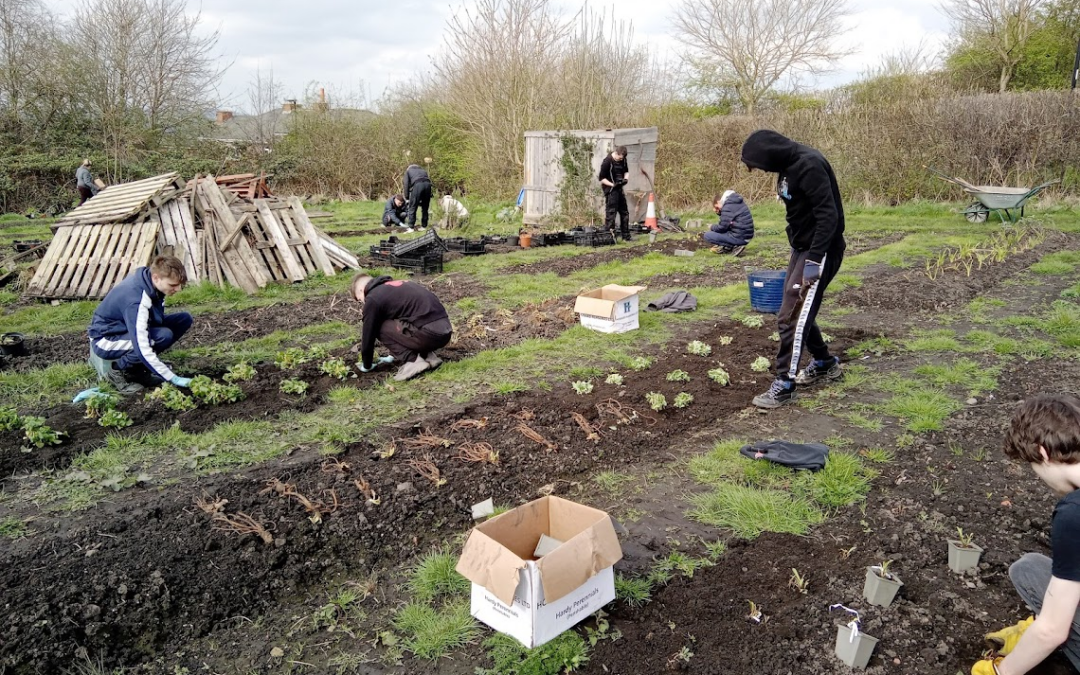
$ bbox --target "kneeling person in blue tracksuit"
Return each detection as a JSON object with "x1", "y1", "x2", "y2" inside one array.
[
  {"x1": 88, "y1": 255, "x2": 194, "y2": 394},
  {"x1": 703, "y1": 190, "x2": 754, "y2": 255}
]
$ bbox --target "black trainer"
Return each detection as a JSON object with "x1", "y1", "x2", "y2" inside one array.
[
  {"x1": 752, "y1": 379, "x2": 796, "y2": 409},
  {"x1": 731, "y1": 245, "x2": 747, "y2": 257},
  {"x1": 795, "y1": 356, "x2": 843, "y2": 386}
]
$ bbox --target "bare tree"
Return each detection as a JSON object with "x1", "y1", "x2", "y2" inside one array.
[
  {"x1": 0, "y1": 0, "x2": 57, "y2": 116},
  {"x1": 672, "y1": 0, "x2": 852, "y2": 114},
  {"x1": 247, "y1": 64, "x2": 282, "y2": 150},
  {"x1": 941, "y1": 0, "x2": 1044, "y2": 91}
]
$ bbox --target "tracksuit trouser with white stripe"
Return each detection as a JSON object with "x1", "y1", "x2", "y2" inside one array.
[
  {"x1": 775, "y1": 249, "x2": 844, "y2": 381},
  {"x1": 90, "y1": 312, "x2": 192, "y2": 374}
]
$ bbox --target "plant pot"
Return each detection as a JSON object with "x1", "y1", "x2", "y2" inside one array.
[
  {"x1": 519, "y1": 233, "x2": 532, "y2": 248},
  {"x1": 863, "y1": 566, "x2": 903, "y2": 607},
  {"x1": 948, "y1": 540, "x2": 984, "y2": 573},
  {"x1": 0, "y1": 333, "x2": 27, "y2": 357},
  {"x1": 648, "y1": 232, "x2": 657, "y2": 244},
  {"x1": 835, "y1": 625, "x2": 878, "y2": 669},
  {"x1": 507, "y1": 235, "x2": 519, "y2": 246}
]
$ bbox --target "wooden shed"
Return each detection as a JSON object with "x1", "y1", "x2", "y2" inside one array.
[{"x1": 522, "y1": 127, "x2": 658, "y2": 226}]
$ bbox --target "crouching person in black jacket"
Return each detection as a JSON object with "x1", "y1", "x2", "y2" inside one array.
[
  {"x1": 704, "y1": 190, "x2": 754, "y2": 256},
  {"x1": 382, "y1": 194, "x2": 411, "y2": 231},
  {"x1": 352, "y1": 274, "x2": 453, "y2": 382}
]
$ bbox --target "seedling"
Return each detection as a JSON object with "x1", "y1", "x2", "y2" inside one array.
[
  {"x1": 189, "y1": 376, "x2": 245, "y2": 405},
  {"x1": 645, "y1": 392, "x2": 667, "y2": 411},
  {"x1": 145, "y1": 384, "x2": 197, "y2": 411},
  {"x1": 673, "y1": 392, "x2": 694, "y2": 408},
  {"x1": 223, "y1": 361, "x2": 256, "y2": 383},
  {"x1": 319, "y1": 358, "x2": 351, "y2": 380},
  {"x1": 719, "y1": 336, "x2": 733, "y2": 345},
  {"x1": 0, "y1": 406, "x2": 20, "y2": 431},
  {"x1": 605, "y1": 373, "x2": 624, "y2": 385},
  {"x1": 955, "y1": 527, "x2": 975, "y2": 548},
  {"x1": 708, "y1": 367, "x2": 730, "y2": 386},
  {"x1": 83, "y1": 391, "x2": 119, "y2": 419},
  {"x1": 354, "y1": 476, "x2": 380, "y2": 505},
  {"x1": 274, "y1": 347, "x2": 310, "y2": 369},
  {"x1": 750, "y1": 356, "x2": 771, "y2": 372},
  {"x1": 455, "y1": 441, "x2": 499, "y2": 464},
  {"x1": 769, "y1": 331, "x2": 780, "y2": 341},
  {"x1": 629, "y1": 356, "x2": 653, "y2": 371},
  {"x1": 98, "y1": 409, "x2": 133, "y2": 429},
  {"x1": 667, "y1": 646, "x2": 694, "y2": 669},
  {"x1": 307, "y1": 345, "x2": 331, "y2": 361},
  {"x1": 687, "y1": 341, "x2": 712, "y2": 357},
  {"x1": 789, "y1": 568, "x2": 809, "y2": 594},
  {"x1": 21, "y1": 417, "x2": 64, "y2": 448},
  {"x1": 666, "y1": 369, "x2": 690, "y2": 382},
  {"x1": 863, "y1": 561, "x2": 903, "y2": 607},
  {"x1": 280, "y1": 378, "x2": 309, "y2": 395},
  {"x1": 407, "y1": 455, "x2": 447, "y2": 487},
  {"x1": 746, "y1": 600, "x2": 764, "y2": 623},
  {"x1": 515, "y1": 423, "x2": 558, "y2": 451},
  {"x1": 741, "y1": 315, "x2": 764, "y2": 328},
  {"x1": 571, "y1": 412, "x2": 601, "y2": 442},
  {"x1": 572, "y1": 380, "x2": 594, "y2": 395}
]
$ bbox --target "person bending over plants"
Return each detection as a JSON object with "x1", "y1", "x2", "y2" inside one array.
[
  {"x1": 351, "y1": 273, "x2": 452, "y2": 382},
  {"x1": 972, "y1": 394, "x2": 1080, "y2": 674}
]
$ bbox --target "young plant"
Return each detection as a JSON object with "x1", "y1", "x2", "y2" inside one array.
[
  {"x1": 280, "y1": 378, "x2": 309, "y2": 396},
  {"x1": 223, "y1": 361, "x2": 256, "y2": 383},
  {"x1": 687, "y1": 341, "x2": 712, "y2": 357},
  {"x1": 674, "y1": 392, "x2": 694, "y2": 408},
  {"x1": 645, "y1": 392, "x2": 667, "y2": 412},
  {"x1": 719, "y1": 336, "x2": 733, "y2": 346},
  {"x1": 572, "y1": 380, "x2": 594, "y2": 395},
  {"x1": 768, "y1": 331, "x2": 780, "y2": 342},
  {"x1": 0, "y1": 406, "x2": 19, "y2": 431},
  {"x1": 789, "y1": 568, "x2": 809, "y2": 594},
  {"x1": 98, "y1": 409, "x2": 133, "y2": 429},
  {"x1": 708, "y1": 367, "x2": 730, "y2": 386},
  {"x1": 750, "y1": 356, "x2": 771, "y2": 373},
  {"x1": 145, "y1": 384, "x2": 197, "y2": 411},
  {"x1": 605, "y1": 373, "x2": 624, "y2": 385},
  {"x1": 955, "y1": 527, "x2": 976, "y2": 548},
  {"x1": 873, "y1": 560, "x2": 896, "y2": 580},
  {"x1": 83, "y1": 391, "x2": 119, "y2": 419},
  {"x1": 741, "y1": 315, "x2": 764, "y2": 328},
  {"x1": 319, "y1": 357, "x2": 351, "y2": 380},
  {"x1": 629, "y1": 356, "x2": 653, "y2": 371},
  {"x1": 666, "y1": 369, "x2": 690, "y2": 382},
  {"x1": 189, "y1": 376, "x2": 245, "y2": 406},
  {"x1": 21, "y1": 417, "x2": 64, "y2": 448},
  {"x1": 307, "y1": 345, "x2": 331, "y2": 361},
  {"x1": 274, "y1": 347, "x2": 309, "y2": 370}
]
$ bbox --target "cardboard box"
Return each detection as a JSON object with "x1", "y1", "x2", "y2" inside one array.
[
  {"x1": 456, "y1": 496, "x2": 623, "y2": 648},
  {"x1": 573, "y1": 284, "x2": 647, "y2": 334}
]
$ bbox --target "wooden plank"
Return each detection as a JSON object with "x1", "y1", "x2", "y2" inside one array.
[
  {"x1": 229, "y1": 229, "x2": 268, "y2": 289},
  {"x1": 74, "y1": 224, "x2": 108, "y2": 297},
  {"x1": 218, "y1": 212, "x2": 251, "y2": 252},
  {"x1": 276, "y1": 208, "x2": 317, "y2": 274},
  {"x1": 210, "y1": 214, "x2": 258, "y2": 294},
  {"x1": 174, "y1": 198, "x2": 200, "y2": 282},
  {"x1": 26, "y1": 228, "x2": 71, "y2": 295},
  {"x1": 99, "y1": 223, "x2": 136, "y2": 295},
  {"x1": 81, "y1": 224, "x2": 119, "y2": 297},
  {"x1": 199, "y1": 181, "x2": 264, "y2": 291},
  {"x1": 255, "y1": 199, "x2": 306, "y2": 281},
  {"x1": 288, "y1": 197, "x2": 335, "y2": 276},
  {"x1": 248, "y1": 211, "x2": 287, "y2": 282},
  {"x1": 315, "y1": 228, "x2": 360, "y2": 268},
  {"x1": 53, "y1": 225, "x2": 95, "y2": 295}
]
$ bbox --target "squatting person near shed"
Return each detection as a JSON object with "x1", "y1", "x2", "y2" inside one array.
[
  {"x1": 352, "y1": 273, "x2": 453, "y2": 382},
  {"x1": 740, "y1": 129, "x2": 846, "y2": 409}
]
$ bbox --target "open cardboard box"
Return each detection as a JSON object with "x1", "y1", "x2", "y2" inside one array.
[
  {"x1": 456, "y1": 496, "x2": 623, "y2": 648},
  {"x1": 573, "y1": 284, "x2": 647, "y2": 334}
]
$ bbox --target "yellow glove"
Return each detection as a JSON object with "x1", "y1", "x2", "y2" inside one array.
[
  {"x1": 986, "y1": 616, "x2": 1034, "y2": 655},
  {"x1": 971, "y1": 656, "x2": 1002, "y2": 675}
]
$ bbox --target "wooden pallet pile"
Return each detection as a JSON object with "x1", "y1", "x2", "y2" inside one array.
[
  {"x1": 189, "y1": 173, "x2": 274, "y2": 200},
  {"x1": 26, "y1": 173, "x2": 358, "y2": 299}
]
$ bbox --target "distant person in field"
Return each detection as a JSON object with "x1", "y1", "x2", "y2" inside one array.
[
  {"x1": 382, "y1": 194, "x2": 411, "y2": 232},
  {"x1": 87, "y1": 255, "x2": 195, "y2": 395},
  {"x1": 352, "y1": 273, "x2": 452, "y2": 382},
  {"x1": 439, "y1": 194, "x2": 469, "y2": 225},
  {"x1": 741, "y1": 129, "x2": 846, "y2": 409},
  {"x1": 704, "y1": 190, "x2": 754, "y2": 256},
  {"x1": 403, "y1": 160, "x2": 433, "y2": 230},
  {"x1": 599, "y1": 145, "x2": 631, "y2": 242},
  {"x1": 75, "y1": 159, "x2": 100, "y2": 205}
]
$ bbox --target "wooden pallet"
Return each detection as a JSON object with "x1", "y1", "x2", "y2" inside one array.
[
  {"x1": 27, "y1": 219, "x2": 160, "y2": 298},
  {"x1": 55, "y1": 173, "x2": 183, "y2": 228},
  {"x1": 155, "y1": 197, "x2": 201, "y2": 283}
]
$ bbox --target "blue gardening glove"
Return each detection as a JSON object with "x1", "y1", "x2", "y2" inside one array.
[
  {"x1": 170, "y1": 376, "x2": 192, "y2": 388},
  {"x1": 378, "y1": 355, "x2": 394, "y2": 366},
  {"x1": 73, "y1": 387, "x2": 104, "y2": 404},
  {"x1": 802, "y1": 260, "x2": 822, "y2": 286},
  {"x1": 359, "y1": 363, "x2": 375, "y2": 373}
]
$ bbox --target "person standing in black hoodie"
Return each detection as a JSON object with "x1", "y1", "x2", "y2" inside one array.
[
  {"x1": 740, "y1": 129, "x2": 846, "y2": 409},
  {"x1": 352, "y1": 273, "x2": 452, "y2": 382},
  {"x1": 403, "y1": 162, "x2": 433, "y2": 230},
  {"x1": 598, "y1": 146, "x2": 631, "y2": 241}
]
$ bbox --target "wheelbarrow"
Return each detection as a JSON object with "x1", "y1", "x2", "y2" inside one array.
[{"x1": 928, "y1": 167, "x2": 1059, "y2": 224}]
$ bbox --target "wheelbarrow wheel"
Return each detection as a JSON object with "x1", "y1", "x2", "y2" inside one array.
[{"x1": 964, "y1": 203, "x2": 988, "y2": 223}]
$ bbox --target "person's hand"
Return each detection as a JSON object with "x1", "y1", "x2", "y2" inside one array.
[
  {"x1": 170, "y1": 376, "x2": 192, "y2": 388},
  {"x1": 971, "y1": 656, "x2": 1003, "y2": 675},
  {"x1": 986, "y1": 616, "x2": 1034, "y2": 655},
  {"x1": 802, "y1": 260, "x2": 822, "y2": 286}
]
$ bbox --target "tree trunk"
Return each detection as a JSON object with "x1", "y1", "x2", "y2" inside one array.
[{"x1": 999, "y1": 64, "x2": 1012, "y2": 92}]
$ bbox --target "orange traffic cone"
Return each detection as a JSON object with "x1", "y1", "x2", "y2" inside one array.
[{"x1": 644, "y1": 192, "x2": 658, "y2": 230}]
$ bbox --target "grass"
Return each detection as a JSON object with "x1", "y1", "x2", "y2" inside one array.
[
  {"x1": 0, "y1": 516, "x2": 29, "y2": 538},
  {"x1": 478, "y1": 632, "x2": 590, "y2": 675},
  {"x1": 392, "y1": 600, "x2": 480, "y2": 660},
  {"x1": 594, "y1": 470, "x2": 636, "y2": 495},
  {"x1": 688, "y1": 484, "x2": 825, "y2": 538},
  {"x1": 615, "y1": 573, "x2": 653, "y2": 607},
  {"x1": 798, "y1": 453, "x2": 876, "y2": 508},
  {"x1": 904, "y1": 329, "x2": 962, "y2": 352},
  {"x1": 407, "y1": 551, "x2": 471, "y2": 602},
  {"x1": 881, "y1": 388, "x2": 963, "y2": 432},
  {"x1": 913, "y1": 358, "x2": 999, "y2": 396},
  {"x1": 0, "y1": 362, "x2": 96, "y2": 408},
  {"x1": 1030, "y1": 250, "x2": 1080, "y2": 275}
]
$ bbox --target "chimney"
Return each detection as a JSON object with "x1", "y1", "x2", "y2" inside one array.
[
  {"x1": 282, "y1": 99, "x2": 298, "y2": 113},
  {"x1": 315, "y1": 87, "x2": 329, "y2": 112},
  {"x1": 215, "y1": 110, "x2": 233, "y2": 124}
]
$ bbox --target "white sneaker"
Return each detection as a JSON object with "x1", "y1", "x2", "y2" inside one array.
[
  {"x1": 404, "y1": 228, "x2": 415, "y2": 233},
  {"x1": 394, "y1": 356, "x2": 430, "y2": 381}
]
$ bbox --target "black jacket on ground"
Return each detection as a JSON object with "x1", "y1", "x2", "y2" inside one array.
[
  {"x1": 598, "y1": 154, "x2": 628, "y2": 192},
  {"x1": 383, "y1": 197, "x2": 406, "y2": 225},
  {"x1": 741, "y1": 130, "x2": 845, "y2": 260},
  {"x1": 403, "y1": 165, "x2": 430, "y2": 198},
  {"x1": 360, "y1": 276, "x2": 449, "y2": 368},
  {"x1": 712, "y1": 192, "x2": 754, "y2": 242}
]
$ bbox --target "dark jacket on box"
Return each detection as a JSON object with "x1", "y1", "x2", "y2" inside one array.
[
  {"x1": 741, "y1": 130, "x2": 845, "y2": 259},
  {"x1": 361, "y1": 275, "x2": 449, "y2": 368},
  {"x1": 711, "y1": 192, "x2": 754, "y2": 243}
]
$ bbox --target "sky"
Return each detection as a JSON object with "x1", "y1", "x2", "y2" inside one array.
[{"x1": 45, "y1": 0, "x2": 953, "y2": 113}]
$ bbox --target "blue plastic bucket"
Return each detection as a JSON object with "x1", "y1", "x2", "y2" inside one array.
[{"x1": 747, "y1": 270, "x2": 786, "y2": 314}]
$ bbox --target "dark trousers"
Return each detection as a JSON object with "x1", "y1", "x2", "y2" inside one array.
[
  {"x1": 382, "y1": 213, "x2": 403, "y2": 227},
  {"x1": 91, "y1": 312, "x2": 193, "y2": 372},
  {"x1": 775, "y1": 249, "x2": 843, "y2": 381},
  {"x1": 407, "y1": 181, "x2": 432, "y2": 229},
  {"x1": 1010, "y1": 553, "x2": 1080, "y2": 670},
  {"x1": 78, "y1": 186, "x2": 93, "y2": 204},
  {"x1": 378, "y1": 317, "x2": 452, "y2": 364},
  {"x1": 604, "y1": 188, "x2": 629, "y2": 235},
  {"x1": 703, "y1": 231, "x2": 747, "y2": 247}
]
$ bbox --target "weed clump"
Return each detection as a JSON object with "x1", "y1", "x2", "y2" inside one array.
[{"x1": 750, "y1": 356, "x2": 771, "y2": 373}]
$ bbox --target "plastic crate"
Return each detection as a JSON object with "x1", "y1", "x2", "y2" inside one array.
[
  {"x1": 393, "y1": 229, "x2": 448, "y2": 257},
  {"x1": 574, "y1": 231, "x2": 616, "y2": 247},
  {"x1": 445, "y1": 238, "x2": 487, "y2": 255},
  {"x1": 391, "y1": 253, "x2": 444, "y2": 274}
]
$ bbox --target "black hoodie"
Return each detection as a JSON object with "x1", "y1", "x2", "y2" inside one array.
[
  {"x1": 360, "y1": 275, "x2": 449, "y2": 368},
  {"x1": 741, "y1": 130, "x2": 845, "y2": 259}
]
